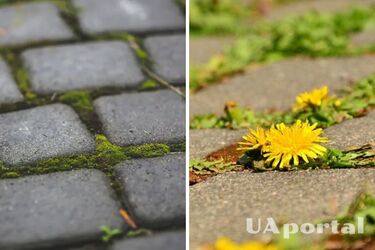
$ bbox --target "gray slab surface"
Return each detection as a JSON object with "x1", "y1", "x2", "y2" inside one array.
[{"x1": 0, "y1": 104, "x2": 95, "y2": 165}]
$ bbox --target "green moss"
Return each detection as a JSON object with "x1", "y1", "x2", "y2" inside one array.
[
  {"x1": 0, "y1": 135, "x2": 174, "y2": 179},
  {"x1": 100, "y1": 33, "x2": 149, "y2": 61},
  {"x1": 51, "y1": 0, "x2": 80, "y2": 16},
  {"x1": 36, "y1": 154, "x2": 95, "y2": 170},
  {"x1": 139, "y1": 80, "x2": 159, "y2": 90},
  {"x1": 57, "y1": 90, "x2": 100, "y2": 132},
  {"x1": 0, "y1": 0, "x2": 16, "y2": 6},
  {"x1": 58, "y1": 90, "x2": 93, "y2": 112},
  {"x1": 125, "y1": 36, "x2": 148, "y2": 62},
  {"x1": 103, "y1": 32, "x2": 133, "y2": 42},
  {"x1": 126, "y1": 228, "x2": 152, "y2": 238},
  {"x1": 1, "y1": 50, "x2": 15, "y2": 63},
  {"x1": 134, "y1": 48, "x2": 148, "y2": 61},
  {"x1": 1, "y1": 172, "x2": 20, "y2": 178},
  {"x1": 96, "y1": 134, "x2": 128, "y2": 162},
  {"x1": 169, "y1": 142, "x2": 186, "y2": 152},
  {"x1": 123, "y1": 144, "x2": 170, "y2": 158},
  {"x1": 15, "y1": 69, "x2": 30, "y2": 94},
  {"x1": 0, "y1": 50, "x2": 38, "y2": 102}
]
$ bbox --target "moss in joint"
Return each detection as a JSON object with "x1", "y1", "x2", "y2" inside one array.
[
  {"x1": 16, "y1": 68, "x2": 38, "y2": 101},
  {"x1": 99, "y1": 33, "x2": 149, "y2": 62},
  {"x1": 51, "y1": 0, "x2": 81, "y2": 17},
  {"x1": 0, "y1": 135, "x2": 171, "y2": 179},
  {"x1": 1, "y1": 172, "x2": 20, "y2": 178},
  {"x1": 169, "y1": 142, "x2": 186, "y2": 152},
  {"x1": 58, "y1": 90, "x2": 93, "y2": 112},
  {"x1": 0, "y1": 50, "x2": 38, "y2": 102},
  {"x1": 57, "y1": 90, "x2": 102, "y2": 133},
  {"x1": 139, "y1": 80, "x2": 159, "y2": 90},
  {"x1": 123, "y1": 144, "x2": 170, "y2": 158},
  {"x1": 96, "y1": 134, "x2": 128, "y2": 162}
]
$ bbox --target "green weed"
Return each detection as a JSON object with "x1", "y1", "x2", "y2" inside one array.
[
  {"x1": 190, "y1": 159, "x2": 240, "y2": 175},
  {"x1": 190, "y1": 75, "x2": 375, "y2": 129},
  {"x1": 191, "y1": 7, "x2": 375, "y2": 90},
  {"x1": 0, "y1": 135, "x2": 171, "y2": 179},
  {"x1": 100, "y1": 226, "x2": 122, "y2": 242}
]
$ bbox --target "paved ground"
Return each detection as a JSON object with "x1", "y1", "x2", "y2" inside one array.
[
  {"x1": 190, "y1": 169, "x2": 375, "y2": 249},
  {"x1": 189, "y1": 93, "x2": 375, "y2": 249},
  {"x1": 190, "y1": 55, "x2": 375, "y2": 116},
  {"x1": 351, "y1": 29, "x2": 375, "y2": 47},
  {"x1": 325, "y1": 110, "x2": 375, "y2": 150},
  {"x1": 190, "y1": 1, "x2": 375, "y2": 249},
  {"x1": 190, "y1": 129, "x2": 246, "y2": 159},
  {"x1": 0, "y1": 0, "x2": 185, "y2": 249},
  {"x1": 190, "y1": 36, "x2": 236, "y2": 65},
  {"x1": 0, "y1": 58, "x2": 23, "y2": 103}
]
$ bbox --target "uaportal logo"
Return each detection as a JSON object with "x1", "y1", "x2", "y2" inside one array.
[{"x1": 246, "y1": 217, "x2": 364, "y2": 239}]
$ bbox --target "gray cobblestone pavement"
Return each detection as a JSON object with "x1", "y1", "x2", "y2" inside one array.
[
  {"x1": 22, "y1": 41, "x2": 145, "y2": 94},
  {"x1": 94, "y1": 90, "x2": 185, "y2": 146},
  {"x1": 114, "y1": 154, "x2": 186, "y2": 228},
  {"x1": 0, "y1": 0, "x2": 185, "y2": 249},
  {"x1": 0, "y1": 2, "x2": 74, "y2": 46},
  {"x1": 0, "y1": 104, "x2": 95, "y2": 166},
  {"x1": 0, "y1": 58, "x2": 23, "y2": 104},
  {"x1": 0, "y1": 169, "x2": 124, "y2": 250},
  {"x1": 73, "y1": 0, "x2": 185, "y2": 34},
  {"x1": 110, "y1": 231, "x2": 185, "y2": 250},
  {"x1": 144, "y1": 34, "x2": 186, "y2": 85}
]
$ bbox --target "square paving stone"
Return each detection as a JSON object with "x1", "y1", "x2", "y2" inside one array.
[
  {"x1": 0, "y1": 58, "x2": 23, "y2": 104},
  {"x1": 0, "y1": 104, "x2": 95, "y2": 166},
  {"x1": 0, "y1": 2, "x2": 74, "y2": 47},
  {"x1": 114, "y1": 154, "x2": 185, "y2": 228},
  {"x1": 73, "y1": 0, "x2": 185, "y2": 35},
  {"x1": 190, "y1": 56, "x2": 375, "y2": 116},
  {"x1": 324, "y1": 110, "x2": 375, "y2": 150},
  {"x1": 144, "y1": 35, "x2": 186, "y2": 85},
  {"x1": 190, "y1": 169, "x2": 375, "y2": 249},
  {"x1": 21, "y1": 41, "x2": 145, "y2": 95},
  {"x1": 111, "y1": 231, "x2": 185, "y2": 250},
  {"x1": 190, "y1": 129, "x2": 247, "y2": 159},
  {"x1": 0, "y1": 169, "x2": 124, "y2": 250},
  {"x1": 94, "y1": 90, "x2": 185, "y2": 146}
]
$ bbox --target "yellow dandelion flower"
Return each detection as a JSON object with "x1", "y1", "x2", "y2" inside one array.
[
  {"x1": 214, "y1": 237, "x2": 278, "y2": 250},
  {"x1": 237, "y1": 127, "x2": 269, "y2": 152},
  {"x1": 334, "y1": 99, "x2": 342, "y2": 107},
  {"x1": 294, "y1": 86, "x2": 329, "y2": 110},
  {"x1": 264, "y1": 120, "x2": 329, "y2": 169}
]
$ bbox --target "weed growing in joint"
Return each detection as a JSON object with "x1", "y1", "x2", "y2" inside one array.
[
  {"x1": 0, "y1": 135, "x2": 171, "y2": 179},
  {"x1": 191, "y1": 7, "x2": 375, "y2": 90},
  {"x1": 191, "y1": 75, "x2": 375, "y2": 129},
  {"x1": 201, "y1": 192, "x2": 375, "y2": 249},
  {"x1": 237, "y1": 122, "x2": 374, "y2": 171},
  {"x1": 100, "y1": 226, "x2": 122, "y2": 242}
]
